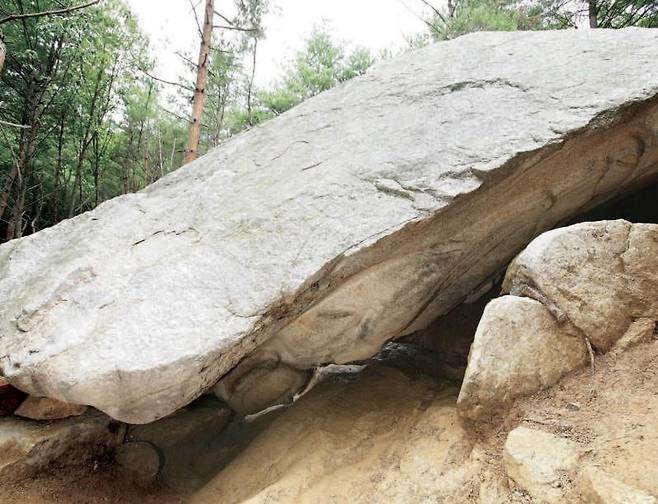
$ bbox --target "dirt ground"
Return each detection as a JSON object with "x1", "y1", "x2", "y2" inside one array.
[
  {"x1": 2, "y1": 338, "x2": 657, "y2": 503},
  {"x1": 0, "y1": 462, "x2": 181, "y2": 504}
]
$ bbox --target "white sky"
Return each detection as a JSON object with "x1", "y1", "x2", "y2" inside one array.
[{"x1": 124, "y1": 0, "x2": 428, "y2": 88}]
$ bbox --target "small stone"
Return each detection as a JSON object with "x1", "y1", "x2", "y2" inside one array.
[
  {"x1": 566, "y1": 402, "x2": 581, "y2": 412},
  {"x1": 0, "y1": 378, "x2": 26, "y2": 417},
  {"x1": 579, "y1": 466, "x2": 657, "y2": 504},
  {"x1": 115, "y1": 441, "x2": 162, "y2": 486},
  {"x1": 612, "y1": 319, "x2": 656, "y2": 354},
  {"x1": 503, "y1": 426, "x2": 581, "y2": 503},
  {"x1": 15, "y1": 396, "x2": 87, "y2": 421}
]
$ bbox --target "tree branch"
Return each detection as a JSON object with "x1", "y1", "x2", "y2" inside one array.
[
  {"x1": 138, "y1": 68, "x2": 195, "y2": 93},
  {"x1": 0, "y1": 0, "x2": 99, "y2": 25},
  {"x1": 0, "y1": 119, "x2": 30, "y2": 129},
  {"x1": 188, "y1": 0, "x2": 204, "y2": 38},
  {"x1": 417, "y1": 0, "x2": 446, "y2": 23},
  {"x1": 213, "y1": 24, "x2": 259, "y2": 32},
  {"x1": 214, "y1": 10, "x2": 235, "y2": 25}
]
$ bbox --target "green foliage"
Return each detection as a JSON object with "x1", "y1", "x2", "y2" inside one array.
[
  {"x1": 421, "y1": 0, "x2": 658, "y2": 38},
  {"x1": 0, "y1": 3, "x2": 373, "y2": 240},
  {"x1": 0, "y1": 0, "x2": 185, "y2": 239},
  {"x1": 253, "y1": 27, "x2": 375, "y2": 123},
  {"x1": 427, "y1": 0, "x2": 548, "y2": 40}
]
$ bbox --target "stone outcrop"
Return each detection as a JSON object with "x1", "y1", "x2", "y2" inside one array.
[
  {"x1": 579, "y1": 466, "x2": 657, "y2": 504},
  {"x1": 503, "y1": 426, "x2": 581, "y2": 503},
  {"x1": 2, "y1": 30, "x2": 658, "y2": 422},
  {"x1": 459, "y1": 220, "x2": 658, "y2": 420}
]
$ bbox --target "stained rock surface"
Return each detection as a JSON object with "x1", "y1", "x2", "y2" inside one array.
[
  {"x1": 459, "y1": 220, "x2": 658, "y2": 420},
  {"x1": 2, "y1": 30, "x2": 658, "y2": 422},
  {"x1": 14, "y1": 396, "x2": 87, "y2": 421},
  {"x1": 0, "y1": 413, "x2": 122, "y2": 478}
]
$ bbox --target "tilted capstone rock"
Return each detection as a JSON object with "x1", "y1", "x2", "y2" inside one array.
[
  {"x1": 2, "y1": 30, "x2": 658, "y2": 422},
  {"x1": 458, "y1": 220, "x2": 658, "y2": 420}
]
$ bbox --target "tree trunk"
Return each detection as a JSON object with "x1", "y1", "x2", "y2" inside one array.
[
  {"x1": 247, "y1": 37, "x2": 258, "y2": 126},
  {"x1": 0, "y1": 40, "x2": 5, "y2": 73},
  {"x1": 184, "y1": 0, "x2": 214, "y2": 164},
  {"x1": 588, "y1": 0, "x2": 598, "y2": 28}
]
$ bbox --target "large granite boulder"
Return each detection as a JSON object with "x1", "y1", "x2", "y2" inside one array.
[
  {"x1": 2, "y1": 29, "x2": 658, "y2": 422},
  {"x1": 458, "y1": 220, "x2": 658, "y2": 420}
]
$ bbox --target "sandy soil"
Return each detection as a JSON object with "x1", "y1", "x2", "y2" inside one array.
[
  {"x1": 2, "y1": 338, "x2": 656, "y2": 503},
  {"x1": 0, "y1": 462, "x2": 181, "y2": 504}
]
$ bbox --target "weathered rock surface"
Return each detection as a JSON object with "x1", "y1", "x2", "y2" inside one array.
[
  {"x1": 459, "y1": 220, "x2": 658, "y2": 419},
  {"x1": 0, "y1": 413, "x2": 122, "y2": 478},
  {"x1": 115, "y1": 441, "x2": 163, "y2": 487},
  {"x1": 579, "y1": 466, "x2": 657, "y2": 504},
  {"x1": 503, "y1": 426, "x2": 581, "y2": 503},
  {"x1": 2, "y1": 30, "x2": 658, "y2": 422},
  {"x1": 457, "y1": 296, "x2": 587, "y2": 420},
  {"x1": 14, "y1": 396, "x2": 87, "y2": 420},
  {"x1": 504, "y1": 220, "x2": 658, "y2": 352}
]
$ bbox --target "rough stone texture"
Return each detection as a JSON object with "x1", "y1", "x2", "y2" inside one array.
[
  {"x1": 579, "y1": 466, "x2": 657, "y2": 504},
  {"x1": 2, "y1": 30, "x2": 658, "y2": 422},
  {"x1": 457, "y1": 296, "x2": 587, "y2": 420},
  {"x1": 612, "y1": 318, "x2": 657, "y2": 353},
  {"x1": 14, "y1": 396, "x2": 87, "y2": 420},
  {"x1": 0, "y1": 413, "x2": 123, "y2": 478},
  {"x1": 459, "y1": 220, "x2": 658, "y2": 420},
  {"x1": 115, "y1": 441, "x2": 163, "y2": 487},
  {"x1": 503, "y1": 426, "x2": 581, "y2": 503},
  {"x1": 504, "y1": 220, "x2": 658, "y2": 352},
  {"x1": 0, "y1": 377, "x2": 26, "y2": 417}
]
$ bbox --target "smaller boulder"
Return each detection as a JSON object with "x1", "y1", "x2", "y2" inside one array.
[
  {"x1": 457, "y1": 296, "x2": 587, "y2": 420},
  {"x1": 14, "y1": 396, "x2": 87, "y2": 421},
  {"x1": 579, "y1": 466, "x2": 657, "y2": 504},
  {"x1": 503, "y1": 426, "x2": 581, "y2": 503},
  {"x1": 0, "y1": 378, "x2": 26, "y2": 416},
  {"x1": 115, "y1": 441, "x2": 162, "y2": 487}
]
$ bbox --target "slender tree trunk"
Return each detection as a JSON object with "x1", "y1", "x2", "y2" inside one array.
[
  {"x1": 184, "y1": 0, "x2": 214, "y2": 164},
  {"x1": 588, "y1": 0, "x2": 598, "y2": 27},
  {"x1": 7, "y1": 118, "x2": 39, "y2": 240},
  {"x1": 0, "y1": 165, "x2": 19, "y2": 225},
  {"x1": 54, "y1": 112, "x2": 66, "y2": 222},
  {"x1": 0, "y1": 40, "x2": 5, "y2": 73},
  {"x1": 447, "y1": 0, "x2": 456, "y2": 18},
  {"x1": 247, "y1": 37, "x2": 258, "y2": 126}
]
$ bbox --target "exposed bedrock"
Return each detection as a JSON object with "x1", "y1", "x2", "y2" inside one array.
[
  {"x1": 1, "y1": 30, "x2": 658, "y2": 422},
  {"x1": 458, "y1": 220, "x2": 658, "y2": 420}
]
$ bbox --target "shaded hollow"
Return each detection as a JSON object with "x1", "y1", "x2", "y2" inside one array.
[{"x1": 384, "y1": 178, "x2": 658, "y2": 384}]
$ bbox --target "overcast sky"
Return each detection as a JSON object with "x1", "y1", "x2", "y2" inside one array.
[{"x1": 124, "y1": 0, "x2": 427, "y2": 88}]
